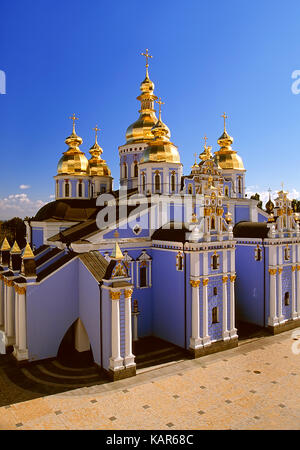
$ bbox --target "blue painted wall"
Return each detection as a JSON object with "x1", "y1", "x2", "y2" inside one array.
[{"x1": 32, "y1": 228, "x2": 44, "y2": 249}]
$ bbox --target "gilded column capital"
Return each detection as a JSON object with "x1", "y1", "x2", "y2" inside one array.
[
  {"x1": 297, "y1": 265, "x2": 300, "y2": 271},
  {"x1": 6, "y1": 280, "x2": 14, "y2": 287},
  {"x1": 222, "y1": 276, "x2": 228, "y2": 284},
  {"x1": 292, "y1": 266, "x2": 296, "y2": 272},
  {"x1": 230, "y1": 275, "x2": 236, "y2": 283},
  {"x1": 14, "y1": 285, "x2": 26, "y2": 295},
  {"x1": 268, "y1": 268, "x2": 277, "y2": 276},
  {"x1": 0, "y1": 274, "x2": 3, "y2": 280},
  {"x1": 110, "y1": 290, "x2": 121, "y2": 300},
  {"x1": 278, "y1": 268, "x2": 283, "y2": 275},
  {"x1": 202, "y1": 278, "x2": 209, "y2": 286},
  {"x1": 190, "y1": 279, "x2": 200, "y2": 288},
  {"x1": 124, "y1": 289, "x2": 133, "y2": 299}
]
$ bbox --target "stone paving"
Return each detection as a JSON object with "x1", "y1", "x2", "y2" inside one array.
[{"x1": 0, "y1": 329, "x2": 299, "y2": 430}]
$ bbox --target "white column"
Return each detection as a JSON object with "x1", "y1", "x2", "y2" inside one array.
[
  {"x1": 268, "y1": 269, "x2": 279, "y2": 326},
  {"x1": 0, "y1": 278, "x2": 4, "y2": 327},
  {"x1": 229, "y1": 275, "x2": 238, "y2": 338},
  {"x1": 6, "y1": 283, "x2": 15, "y2": 339},
  {"x1": 109, "y1": 290, "x2": 123, "y2": 371},
  {"x1": 190, "y1": 280, "x2": 201, "y2": 348},
  {"x1": 292, "y1": 266, "x2": 297, "y2": 319},
  {"x1": 297, "y1": 266, "x2": 300, "y2": 318},
  {"x1": 124, "y1": 289, "x2": 135, "y2": 367},
  {"x1": 18, "y1": 290, "x2": 27, "y2": 352},
  {"x1": 202, "y1": 278, "x2": 211, "y2": 346},
  {"x1": 277, "y1": 267, "x2": 284, "y2": 322},
  {"x1": 15, "y1": 292, "x2": 19, "y2": 348},
  {"x1": 222, "y1": 276, "x2": 230, "y2": 340}
]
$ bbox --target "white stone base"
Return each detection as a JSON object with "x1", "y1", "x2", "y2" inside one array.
[
  {"x1": 13, "y1": 346, "x2": 29, "y2": 361},
  {"x1": 222, "y1": 331, "x2": 230, "y2": 341},
  {"x1": 268, "y1": 317, "x2": 279, "y2": 327},
  {"x1": 109, "y1": 357, "x2": 124, "y2": 371},
  {"x1": 292, "y1": 312, "x2": 298, "y2": 320},
  {"x1": 278, "y1": 316, "x2": 285, "y2": 324},
  {"x1": 189, "y1": 337, "x2": 203, "y2": 349},
  {"x1": 5, "y1": 335, "x2": 15, "y2": 346},
  {"x1": 202, "y1": 336, "x2": 211, "y2": 347},
  {"x1": 124, "y1": 355, "x2": 135, "y2": 368},
  {"x1": 229, "y1": 328, "x2": 238, "y2": 339}
]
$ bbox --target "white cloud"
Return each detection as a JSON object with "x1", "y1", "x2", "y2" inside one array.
[
  {"x1": 0, "y1": 193, "x2": 46, "y2": 220},
  {"x1": 19, "y1": 185, "x2": 30, "y2": 190}
]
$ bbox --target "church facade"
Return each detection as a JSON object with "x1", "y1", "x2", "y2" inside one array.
[{"x1": 0, "y1": 50, "x2": 300, "y2": 380}]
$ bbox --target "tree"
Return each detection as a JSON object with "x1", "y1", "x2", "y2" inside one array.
[
  {"x1": 250, "y1": 193, "x2": 263, "y2": 210},
  {"x1": 0, "y1": 217, "x2": 26, "y2": 248},
  {"x1": 291, "y1": 199, "x2": 300, "y2": 212}
]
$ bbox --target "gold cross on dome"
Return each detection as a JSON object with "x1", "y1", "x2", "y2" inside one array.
[
  {"x1": 194, "y1": 152, "x2": 198, "y2": 165},
  {"x1": 70, "y1": 113, "x2": 79, "y2": 133},
  {"x1": 221, "y1": 112, "x2": 228, "y2": 132},
  {"x1": 141, "y1": 48, "x2": 153, "y2": 68},
  {"x1": 281, "y1": 181, "x2": 284, "y2": 192},
  {"x1": 93, "y1": 125, "x2": 100, "y2": 142},
  {"x1": 156, "y1": 97, "x2": 165, "y2": 119},
  {"x1": 204, "y1": 135, "x2": 208, "y2": 148}
]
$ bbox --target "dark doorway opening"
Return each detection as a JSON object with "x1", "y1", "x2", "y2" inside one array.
[
  {"x1": 57, "y1": 320, "x2": 94, "y2": 369},
  {"x1": 236, "y1": 320, "x2": 268, "y2": 341}
]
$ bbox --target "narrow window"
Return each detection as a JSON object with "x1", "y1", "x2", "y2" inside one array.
[
  {"x1": 177, "y1": 253, "x2": 183, "y2": 271},
  {"x1": 65, "y1": 181, "x2": 70, "y2": 197},
  {"x1": 56, "y1": 180, "x2": 59, "y2": 197},
  {"x1": 238, "y1": 177, "x2": 242, "y2": 194},
  {"x1": 134, "y1": 162, "x2": 138, "y2": 178},
  {"x1": 284, "y1": 292, "x2": 290, "y2": 306},
  {"x1": 142, "y1": 173, "x2": 146, "y2": 192},
  {"x1": 225, "y1": 186, "x2": 229, "y2": 197},
  {"x1": 211, "y1": 216, "x2": 216, "y2": 230},
  {"x1": 171, "y1": 173, "x2": 176, "y2": 192},
  {"x1": 213, "y1": 287, "x2": 218, "y2": 296},
  {"x1": 255, "y1": 246, "x2": 262, "y2": 261},
  {"x1": 188, "y1": 184, "x2": 193, "y2": 195},
  {"x1": 78, "y1": 181, "x2": 82, "y2": 198},
  {"x1": 284, "y1": 247, "x2": 289, "y2": 261},
  {"x1": 212, "y1": 306, "x2": 219, "y2": 324},
  {"x1": 155, "y1": 173, "x2": 161, "y2": 192},
  {"x1": 212, "y1": 254, "x2": 219, "y2": 270},
  {"x1": 140, "y1": 266, "x2": 147, "y2": 287},
  {"x1": 123, "y1": 163, "x2": 128, "y2": 179}
]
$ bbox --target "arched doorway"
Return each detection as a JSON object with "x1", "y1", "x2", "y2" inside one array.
[{"x1": 57, "y1": 318, "x2": 94, "y2": 368}]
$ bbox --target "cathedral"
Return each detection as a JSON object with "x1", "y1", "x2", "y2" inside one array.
[{"x1": 0, "y1": 50, "x2": 299, "y2": 381}]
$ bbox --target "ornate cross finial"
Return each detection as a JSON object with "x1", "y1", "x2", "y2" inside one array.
[
  {"x1": 281, "y1": 181, "x2": 284, "y2": 192},
  {"x1": 221, "y1": 112, "x2": 228, "y2": 132},
  {"x1": 141, "y1": 48, "x2": 153, "y2": 68},
  {"x1": 155, "y1": 97, "x2": 165, "y2": 120},
  {"x1": 268, "y1": 187, "x2": 272, "y2": 200},
  {"x1": 204, "y1": 135, "x2": 208, "y2": 148},
  {"x1": 93, "y1": 125, "x2": 100, "y2": 143},
  {"x1": 69, "y1": 113, "x2": 79, "y2": 134},
  {"x1": 193, "y1": 152, "x2": 198, "y2": 165}
]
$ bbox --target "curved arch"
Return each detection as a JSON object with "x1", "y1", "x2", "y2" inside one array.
[{"x1": 57, "y1": 318, "x2": 94, "y2": 366}]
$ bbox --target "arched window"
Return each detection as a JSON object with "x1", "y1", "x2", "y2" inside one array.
[
  {"x1": 284, "y1": 292, "x2": 290, "y2": 306},
  {"x1": 176, "y1": 252, "x2": 184, "y2": 271},
  {"x1": 123, "y1": 163, "x2": 128, "y2": 179},
  {"x1": 171, "y1": 173, "x2": 176, "y2": 193},
  {"x1": 140, "y1": 266, "x2": 147, "y2": 287},
  {"x1": 255, "y1": 246, "x2": 262, "y2": 261},
  {"x1": 78, "y1": 181, "x2": 82, "y2": 198},
  {"x1": 56, "y1": 180, "x2": 59, "y2": 197},
  {"x1": 213, "y1": 287, "x2": 218, "y2": 296},
  {"x1": 212, "y1": 253, "x2": 219, "y2": 270},
  {"x1": 155, "y1": 172, "x2": 161, "y2": 193},
  {"x1": 211, "y1": 216, "x2": 216, "y2": 230},
  {"x1": 284, "y1": 246, "x2": 290, "y2": 261},
  {"x1": 188, "y1": 184, "x2": 193, "y2": 195},
  {"x1": 134, "y1": 162, "x2": 138, "y2": 178},
  {"x1": 212, "y1": 307, "x2": 219, "y2": 324},
  {"x1": 238, "y1": 177, "x2": 242, "y2": 194},
  {"x1": 225, "y1": 186, "x2": 229, "y2": 197},
  {"x1": 142, "y1": 172, "x2": 146, "y2": 192},
  {"x1": 65, "y1": 181, "x2": 70, "y2": 198}
]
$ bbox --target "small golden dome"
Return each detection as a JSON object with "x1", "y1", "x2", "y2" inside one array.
[
  {"x1": 88, "y1": 126, "x2": 111, "y2": 177},
  {"x1": 57, "y1": 116, "x2": 89, "y2": 176},
  {"x1": 140, "y1": 111, "x2": 181, "y2": 164},
  {"x1": 214, "y1": 125, "x2": 245, "y2": 171},
  {"x1": 125, "y1": 68, "x2": 158, "y2": 144}
]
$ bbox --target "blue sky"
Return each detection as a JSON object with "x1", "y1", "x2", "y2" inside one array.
[{"x1": 1, "y1": 0, "x2": 300, "y2": 219}]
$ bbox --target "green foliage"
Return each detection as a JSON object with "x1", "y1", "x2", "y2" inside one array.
[
  {"x1": 250, "y1": 193, "x2": 263, "y2": 210},
  {"x1": 291, "y1": 199, "x2": 300, "y2": 212},
  {"x1": 0, "y1": 217, "x2": 26, "y2": 248}
]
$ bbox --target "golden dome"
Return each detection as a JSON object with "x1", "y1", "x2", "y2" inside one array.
[
  {"x1": 57, "y1": 116, "x2": 89, "y2": 176},
  {"x1": 125, "y1": 68, "x2": 159, "y2": 144},
  {"x1": 214, "y1": 126, "x2": 245, "y2": 171},
  {"x1": 140, "y1": 110, "x2": 181, "y2": 164},
  {"x1": 88, "y1": 126, "x2": 111, "y2": 177}
]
